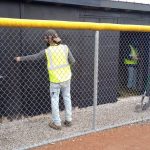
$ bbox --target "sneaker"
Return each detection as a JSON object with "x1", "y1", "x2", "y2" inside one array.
[
  {"x1": 142, "y1": 102, "x2": 150, "y2": 111},
  {"x1": 49, "y1": 122, "x2": 62, "y2": 130},
  {"x1": 64, "y1": 120, "x2": 72, "y2": 127}
]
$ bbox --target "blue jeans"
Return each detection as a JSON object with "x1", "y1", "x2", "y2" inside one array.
[
  {"x1": 50, "y1": 80, "x2": 72, "y2": 126},
  {"x1": 127, "y1": 66, "x2": 137, "y2": 89}
]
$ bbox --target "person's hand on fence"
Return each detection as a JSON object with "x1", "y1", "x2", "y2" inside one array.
[{"x1": 15, "y1": 56, "x2": 21, "y2": 62}]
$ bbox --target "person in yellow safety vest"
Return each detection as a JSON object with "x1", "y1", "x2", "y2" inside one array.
[
  {"x1": 15, "y1": 29, "x2": 75, "y2": 130},
  {"x1": 124, "y1": 44, "x2": 139, "y2": 90}
]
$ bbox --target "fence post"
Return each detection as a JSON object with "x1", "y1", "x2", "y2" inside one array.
[{"x1": 93, "y1": 31, "x2": 99, "y2": 130}]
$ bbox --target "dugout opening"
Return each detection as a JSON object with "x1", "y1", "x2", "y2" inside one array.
[{"x1": 118, "y1": 32, "x2": 150, "y2": 98}]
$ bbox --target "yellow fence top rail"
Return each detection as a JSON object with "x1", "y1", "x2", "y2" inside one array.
[{"x1": 0, "y1": 17, "x2": 150, "y2": 32}]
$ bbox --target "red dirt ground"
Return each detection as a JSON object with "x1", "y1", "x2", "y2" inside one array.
[{"x1": 33, "y1": 123, "x2": 150, "y2": 150}]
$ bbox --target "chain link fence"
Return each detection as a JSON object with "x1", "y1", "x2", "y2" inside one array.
[{"x1": 1, "y1": 27, "x2": 150, "y2": 150}]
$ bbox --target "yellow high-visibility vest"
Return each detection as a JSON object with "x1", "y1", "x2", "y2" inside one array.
[
  {"x1": 124, "y1": 45, "x2": 138, "y2": 65},
  {"x1": 45, "y1": 44, "x2": 71, "y2": 83}
]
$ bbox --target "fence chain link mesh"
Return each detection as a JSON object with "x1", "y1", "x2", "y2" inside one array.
[
  {"x1": 96, "y1": 31, "x2": 150, "y2": 129},
  {"x1": 1, "y1": 28, "x2": 150, "y2": 150}
]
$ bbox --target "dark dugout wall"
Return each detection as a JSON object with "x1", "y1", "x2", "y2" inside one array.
[
  {"x1": 1, "y1": 0, "x2": 150, "y2": 118},
  {"x1": 0, "y1": 1, "x2": 22, "y2": 118}
]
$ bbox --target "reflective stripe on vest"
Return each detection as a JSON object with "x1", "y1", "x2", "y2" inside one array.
[
  {"x1": 45, "y1": 44, "x2": 71, "y2": 83},
  {"x1": 124, "y1": 45, "x2": 138, "y2": 65}
]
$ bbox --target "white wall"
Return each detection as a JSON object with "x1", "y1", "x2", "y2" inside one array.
[{"x1": 111, "y1": 0, "x2": 150, "y2": 4}]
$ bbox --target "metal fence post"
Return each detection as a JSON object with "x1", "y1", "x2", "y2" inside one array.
[{"x1": 93, "y1": 31, "x2": 99, "y2": 130}]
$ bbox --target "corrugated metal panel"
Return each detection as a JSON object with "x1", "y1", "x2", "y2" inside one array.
[{"x1": 29, "y1": 0, "x2": 150, "y2": 12}]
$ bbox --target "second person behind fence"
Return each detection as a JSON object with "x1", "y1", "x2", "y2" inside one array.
[
  {"x1": 124, "y1": 44, "x2": 139, "y2": 90},
  {"x1": 15, "y1": 29, "x2": 75, "y2": 130}
]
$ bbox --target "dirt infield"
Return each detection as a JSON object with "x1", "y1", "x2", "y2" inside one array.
[{"x1": 33, "y1": 123, "x2": 150, "y2": 150}]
